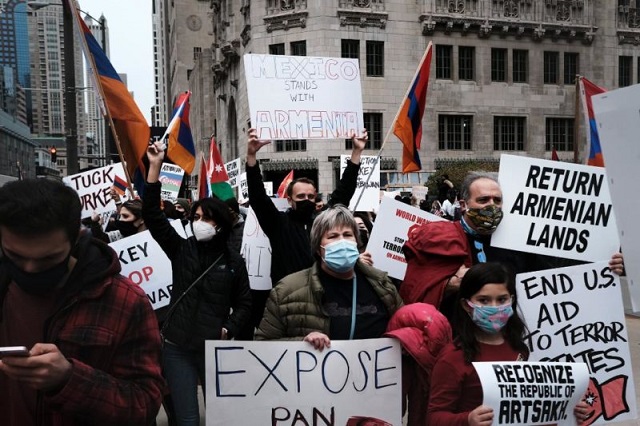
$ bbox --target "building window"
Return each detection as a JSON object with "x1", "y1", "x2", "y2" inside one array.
[
  {"x1": 269, "y1": 43, "x2": 285, "y2": 55},
  {"x1": 494, "y1": 116, "x2": 526, "y2": 151},
  {"x1": 458, "y1": 46, "x2": 475, "y2": 81},
  {"x1": 513, "y1": 50, "x2": 528, "y2": 83},
  {"x1": 491, "y1": 48, "x2": 507, "y2": 82},
  {"x1": 436, "y1": 45, "x2": 452, "y2": 80},
  {"x1": 564, "y1": 53, "x2": 579, "y2": 85},
  {"x1": 545, "y1": 118, "x2": 574, "y2": 152},
  {"x1": 290, "y1": 40, "x2": 306, "y2": 56},
  {"x1": 341, "y1": 39, "x2": 359, "y2": 60},
  {"x1": 438, "y1": 115, "x2": 472, "y2": 150},
  {"x1": 619, "y1": 56, "x2": 633, "y2": 87},
  {"x1": 193, "y1": 46, "x2": 202, "y2": 60},
  {"x1": 544, "y1": 51, "x2": 560, "y2": 84},
  {"x1": 345, "y1": 113, "x2": 382, "y2": 150},
  {"x1": 366, "y1": 41, "x2": 384, "y2": 77},
  {"x1": 275, "y1": 139, "x2": 307, "y2": 152}
]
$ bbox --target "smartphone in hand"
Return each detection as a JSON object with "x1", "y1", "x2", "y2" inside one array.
[{"x1": 0, "y1": 346, "x2": 29, "y2": 358}]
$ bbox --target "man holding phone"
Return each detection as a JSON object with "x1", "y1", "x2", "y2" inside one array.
[{"x1": 0, "y1": 179, "x2": 165, "y2": 425}]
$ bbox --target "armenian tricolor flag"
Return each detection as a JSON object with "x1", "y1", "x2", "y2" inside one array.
[
  {"x1": 393, "y1": 42, "x2": 433, "y2": 173},
  {"x1": 164, "y1": 91, "x2": 196, "y2": 174},
  {"x1": 579, "y1": 77, "x2": 607, "y2": 168},
  {"x1": 69, "y1": 0, "x2": 150, "y2": 192}
]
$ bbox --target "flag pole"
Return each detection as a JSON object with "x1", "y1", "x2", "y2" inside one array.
[
  {"x1": 573, "y1": 74, "x2": 581, "y2": 164},
  {"x1": 352, "y1": 41, "x2": 433, "y2": 211},
  {"x1": 68, "y1": 0, "x2": 135, "y2": 196}
]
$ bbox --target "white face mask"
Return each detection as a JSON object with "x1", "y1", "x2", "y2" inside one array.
[{"x1": 191, "y1": 220, "x2": 218, "y2": 242}]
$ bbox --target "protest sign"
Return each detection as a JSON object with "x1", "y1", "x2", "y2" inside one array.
[
  {"x1": 224, "y1": 158, "x2": 241, "y2": 188},
  {"x1": 367, "y1": 197, "x2": 445, "y2": 280},
  {"x1": 474, "y1": 361, "x2": 589, "y2": 425},
  {"x1": 158, "y1": 163, "x2": 185, "y2": 201},
  {"x1": 108, "y1": 220, "x2": 186, "y2": 310},
  {"x1": 264, "y1": 181, "x2": 273, "y2": 197},
  {"x1": 517, "y1": 262, "x2": 637, "y2": 424},
  {"x1": 340, "y1": 155, "x2": 380, "y2": 212},
  {"x1": 244, "y1": 54, "x2": 363, "y2": 140},
  {"x1": 63, "y1": 163, "x2": 126, "y2": 218},
  {"x1": 592, "y1": 86, "x2": 640, "y2": 311},
  {"x1": 206, "y1": 339, "x2": 401, "y2": 426},
  {"x1": 492, "y1": 154, "x2": 619, "y2": 262},
  {"x1": 240, "y1": 200, "x2": 289, "y2": 290},
  {"x1": 238, "y1": 172, "x2": 248, "y2": 200}
]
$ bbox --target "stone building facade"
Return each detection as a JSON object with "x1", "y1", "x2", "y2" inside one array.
[{"x1": 203, "y1": 0, "x2": 639, "y2": 195}]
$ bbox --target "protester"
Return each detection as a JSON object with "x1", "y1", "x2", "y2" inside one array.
[
  {"x1": 384, "y1": 303, "x2": 452, "y2": 426},
  {"x1": 401, "y1": 172, "x2": 625, "y2": 320},
  {"x1": 314, "y1": 193, "x2": 325, "y2": 212},
  {"x1": 90, "y1": 199, "x2": 147, "y2": 243},
  {"x1": 0, "y1": 178, "x2": 165, "y2": 425},
  {"x1": 441, "y1": 188, "x2": 459, "y2": 220},
  {"x1": 437, "y1": 174, "x2": 454, "y2": 203},
  {"x1": 173, "y1": 198, "x2": 191, "y2": 219},
  {"x1": 239, "y1": 127, "x2": 368, "y2": 340},
  {"x1": 427, "y1": 262, "x2": 590, "y2": 425},
  {"x1": 430, "y1": 199, "x2": 444, "y2": 217},
  {"x1": 255, "y1": 205, "x2": 403, "y2": 348},
  {"x1": 144, "y1": 143, "x2": 251, "y2": 426},
  {"x1": 224, "y1": 197, "x2": 244, "y2": 254}
]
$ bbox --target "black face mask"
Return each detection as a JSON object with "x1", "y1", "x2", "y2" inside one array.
[
  {"x1": 359, "y1": 229, "x2": 370, "y2": 249},
  {"x1": 115, "y1": 220, "x2": 139, "y2": 237},
  {"x1": 3, "y1": 254, "x2": 70, "y2": 296},
  {"x1": 291, "y1": 199, "x2": 316, "y2": 221}
]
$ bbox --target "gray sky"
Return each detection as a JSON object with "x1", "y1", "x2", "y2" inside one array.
[{"x1": 78, "y1": 0, "x2": 154, "y2": 122}]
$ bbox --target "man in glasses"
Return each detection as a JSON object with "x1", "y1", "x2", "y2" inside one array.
[{"x1": 401, "y1": 172, "x2": 624, "y2": 320}]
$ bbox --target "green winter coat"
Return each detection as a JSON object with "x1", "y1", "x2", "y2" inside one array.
[{"x1": 255, "y1": 260, "x2": 403, "y2": 341}]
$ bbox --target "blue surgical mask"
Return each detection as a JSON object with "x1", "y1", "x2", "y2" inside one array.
[
  {"x1": 322, "y1": 239, "x2": 359, "y2": 273},
  {"x1": 466, "y1": 300, "x2": 513, "y2": 334}
]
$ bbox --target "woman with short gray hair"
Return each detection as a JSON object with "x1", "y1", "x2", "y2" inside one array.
[{"x1": 256, "y1": 205, "x2": 403, "y2": 350}]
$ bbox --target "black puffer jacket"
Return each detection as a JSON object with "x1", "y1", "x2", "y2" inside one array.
[{"x1": 142, "y1": 182, "x2": 251, "y2": 350}]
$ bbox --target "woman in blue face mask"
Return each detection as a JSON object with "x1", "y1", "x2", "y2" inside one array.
[
  {"x1": 255, "y1": 205, "x2": 403, "y2": 350},
  {"x1": 428, "y1": 262, "x2": 590, "y2": 425}
]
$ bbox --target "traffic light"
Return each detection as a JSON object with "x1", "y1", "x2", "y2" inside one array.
[{"x1": 50, "y1": 146, "x2": 57, "y2": 163}]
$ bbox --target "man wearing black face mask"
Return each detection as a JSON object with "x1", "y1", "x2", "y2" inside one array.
[
  {"x1": 240, "y1": 128, "x2": 368, "y2": 340},
  {"x1": 401, "y1": 172, "x2": 625, "y2": 321},
  {"x1": 0, "y1": 179, "x2": 165, "y2": 425}
]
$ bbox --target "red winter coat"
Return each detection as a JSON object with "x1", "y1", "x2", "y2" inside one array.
[
  {"x1": 400, "y1": 221, "x2": 472, "y2": 307},
  {"x1": 384, "y1": 303, "x2": 452, "y2": 426}
]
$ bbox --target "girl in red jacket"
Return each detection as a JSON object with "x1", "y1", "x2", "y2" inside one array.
[{"x1": 427, "y1": 262, "x2": 590, "y2": 425}]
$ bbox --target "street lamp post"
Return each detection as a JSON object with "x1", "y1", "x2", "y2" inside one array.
[{"x1": 62, "y1": 0, "x2": 79, "y2": 174}]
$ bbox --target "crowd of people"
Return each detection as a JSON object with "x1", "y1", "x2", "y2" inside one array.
[{"x1": 0, "y1": 129, "x2": 626, "y2": 426}]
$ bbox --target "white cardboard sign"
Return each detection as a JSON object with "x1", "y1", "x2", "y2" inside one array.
[
  {"x1": 63, "y1": 163, "x2": 126, "y2": 218},
  {"x1": 592, "y1": 85, "x2": 640, "y2": 311},
  {"x1": 108, "y1": 220, "x2": 187, "y2": 310},
  {"x1": 341, "y1": 155, "x2": 380, "y2": 212},
  {"x1": 517, "y1": 262, "x2": 637, "y2": 424},
  {"x1": 244, "y1": 54, "x2": 364, "y2": 140},
  {"x1": 492, "y1": 154, "x2": 619, "y2": 262},
  {"x1": 474, "y1": 361, "x2": 589, "y2": 425},
  {"x1": 367, "y1": 197, "x2": 445, "y2": 280},
  {"x1": 159, "y1": 163, "x2": 185, "y2": 201},
  {"x1": 224, "y1": 158, "x2": 241, "y2": 189},
  {"x1": 206, "y1": 339, "x2": 401, "y2": 426}
]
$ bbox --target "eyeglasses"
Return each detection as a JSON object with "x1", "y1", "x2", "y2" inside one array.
[{"x1": 473, "y1": 240, "x2": 487, "y2": 263}]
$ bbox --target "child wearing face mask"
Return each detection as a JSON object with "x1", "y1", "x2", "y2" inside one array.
[{"x1": 427, "y1": 262, "x2": 590, "y2": 426}]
